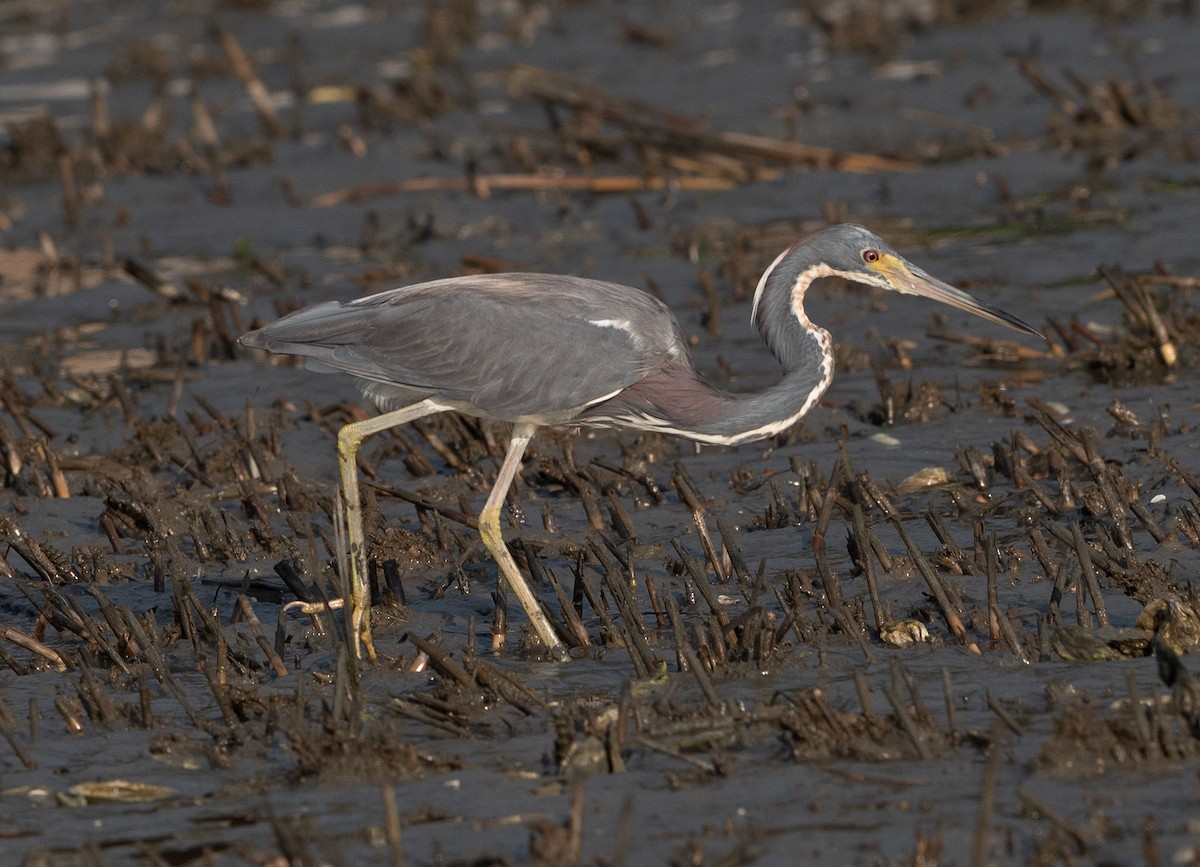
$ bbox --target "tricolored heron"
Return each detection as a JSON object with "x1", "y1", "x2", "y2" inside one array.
[{"x1": 241, "y1": 224, "x2": 1041, "y2": 660}]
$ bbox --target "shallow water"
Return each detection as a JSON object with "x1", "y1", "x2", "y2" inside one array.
[{"x1": 2, "y1": 1, "x2": 1200, "y2": 864}]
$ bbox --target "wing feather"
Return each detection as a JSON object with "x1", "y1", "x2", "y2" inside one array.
[{"x1": 241, "y1": 274, "x2": 687, "y2": 419}]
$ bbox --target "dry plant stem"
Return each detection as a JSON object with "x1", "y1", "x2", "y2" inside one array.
[
  {"x1": 890, "y1": 518, "x2": 967, "y2": 640},
  {"x1": 1069, "y1": 522, "x2": 1110, "y2": 628},
  {"x1": 986, "y1": 694, "x2": 1024, "y2": 736},
  {"x1": 1017, "y1": 788, "x2": 1098, "y2": 850},
  {"x1": 381, "y1": 786, "x2": 405, "y2": 867},
  {"x1": 509, "y1": 63, "x2": 916, "y2": 173},
  {"x1": 0, "y1": 701, "x2": 36, "y2": 769},
  {"x1": 122, "y1": 257, "x2": 183, "y2": 301},
  {"x1": 371, "y1": 483, "x2": 479, "y2": 529},
  {"x1": 406, "y1": 633, "x2": 473, "y2": 688},
  {"x1": 309, "y1": 173, "x2": 736, "y2": 206},
  {"x1": 0, "y1": 626, "x2": 69, "y2": 671},
  {"x1": 0, "y1": 516, "x2": 73, "y2": 584},
  {"x1": 218, "y1": 28, "x2": 283, "y2": 137},
  {"x1": 987, "y1": 533, "x2": 1029, "y2": 662},
  {"x1": 236, "y1": 595, "x2": 288, "y2": 676},
  {"x1": 881, "y1": 686, "x2": 934, "y2": 760},
  {"x1": 970, "y1": 733, "x2": 1003, "y2": 867},
  {"x1": 941, "y1": 667, "x2": 959, "y2": 747},
  {"x1": 985, "y1": 532, "x2": 1001, "y2": 642},
  {"x1": 853, "y1": 505, "x2": 884, "y2": 634},
  {"x1": 673, "y1": 462, "x2": 726, "y2": 581},
  {"x1": 1098, "y1": 266, "x2": 1177, "y2": 367}
]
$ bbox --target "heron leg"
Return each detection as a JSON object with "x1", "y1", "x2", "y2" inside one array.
[
  {"x1": 337, "y1": 400, "x2": 441, "y2": 658},
  {"x1": 478, "y1": 423, "x2": 568, "y2": 660}
]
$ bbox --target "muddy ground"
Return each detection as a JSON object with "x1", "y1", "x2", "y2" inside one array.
[{"x1": 2, "y1": 0, "x2": 1200, "y2": 864}]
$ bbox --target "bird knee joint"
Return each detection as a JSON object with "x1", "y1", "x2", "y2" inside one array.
[
  {"x1": 337, "y1": 427, "x2": 360, "y2": 458},
  {"x1": 477, "y1": 513, "x2": 501, "y2": 545}
]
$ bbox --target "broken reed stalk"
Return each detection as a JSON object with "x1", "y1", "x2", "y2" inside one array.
[
  {"x1": 985, "y1": 531, "x2": 1029, "y2": 662},
  {"x1": 523, "y1": 543, "x2": 589, "y2": 649},
  {"x1": 1129, "y1": 500, "x2": 1167, "y2": 543},
  {"x1": 381, "y1": 786, "x2": 405, "y2": 867},
  {"x1": 369, "y1": 482, "x2": 477, "y2": 530},
  {"x1": 1097, "y1": 265, "x2": 1177, "y2": 367},
  {"x1": 970, "y1": 731, "x2": 1003, "y2": 867},
  {"x1": 852, "y1": 505, "x2": 884, "y2": 635},
  {"x1": 599, "y1": 560, "x2": 658, "y2": 677},
  {"x1": 811, "y1": 483, "x2": 840, "y2": 556},
  {"x1": 123, "y1": 258, "x2": 184, "y2": 302},
  {"x1": 672, "y1": 462, "x2": 727, "y2": 582},
  {"x1": 986, "y1": 693, "x2": 1024, "y2": 737},
  {"x1": 942, "y1": 667, "x2": 959, "y2": 748},
  {"x1": 985, "y1": 531, "x2": 1001, "y2": 642},
  {"x1": 86, "y1": 587, "x2": 140, "y2": 658},
  {"x1": 714, "y1": 516, "x2": 753, "y2": 584},
  {"x1": 926, "y1": 509, "x2": 966, "y2": 568},
  {"x1": 669, "y1": 539, "x2": 733, "y2": 640},
  {"x1": 392, "y1": 698, "x2": 471, "y2": 737},
  {"x1": 889, "y1": 518, "x2": 967, "y2": 640},
  {"x1": 61, "y1": 594, "x2": 129, "y2": 674},
  {"x1": 1016, "y1": 788, "x2": 1099, "y2": 850},
  {"x1": 680, "y1": 643, "x2": 724, "y2": 710},
  {"x1": 0, "y1": 700, "x2": 36, "y2": 769},
  {"x1": 0, "y1": 516, "x2": 74, "y2": 584},
  {"x1": 0, "y1": 642, "x2": 27, "y2": 675},
  {"x1": 406, "y1": 633, "x2": 474, "y2": 689},
  {"x1": 814, "y1": 553, "x2": 874, "y2": 661},
  {"x1": 643, "y1": 573, "x2": 666, "y2": 630},
  {"x1": 1012, "y1": 464, "x2": 1061, "y2": 514},
  {"x1": 575, "y1": 477, "x2": 606, "y2": 531},
  {"x1": 471, "y1": 659, "x2": 546, "y2": 714},
  {"x1": 509, "y1": 63, "x2": 916, "y2": 174},
  {"x1": 664, "y1": 592, "x2": 690, "y2": 673},
  {"x1": 309, "y1": 173, "x2": 736, "y2": 206},
  {"x1": 217, "y1": 28, "x2": 284, "y2": 137},
  {"x1": 604, "y1": 489, "x2": 637, "y2": 540},
  {"x1": 1069, "y1": 522, "x2": 1110, "y2": 628},
  {"x1": 576, "y1": 563, "x2": 621, "y2": 648},
  {"x1": 852, "y1": 669, "x2": 874, "y2": 721},
  {"x1": 235, "y1": 595, "x2": 288, "y2": 676},
  {"x1": 0, "y1": 625, "x2": 70, "y2": 671},
  {"x1": 881, "y1": 685, "x2": 934, "y2": 760},
  {"x1": 54, "y1": 696, "x2": 84, "y2": 734}
]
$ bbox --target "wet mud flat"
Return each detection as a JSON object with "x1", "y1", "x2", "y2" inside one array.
[{"x1": 2, "y1": 0, "x2": 1200, "y2": 863}]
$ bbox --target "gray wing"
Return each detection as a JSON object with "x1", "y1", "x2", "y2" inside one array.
[{"x1": 240, "y1": 273, "x2": 691, "y2": 420}]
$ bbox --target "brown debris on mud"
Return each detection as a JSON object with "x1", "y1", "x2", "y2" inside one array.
[{"x1": 3, "y1": 0, "x2": 1200, "y2": 863}]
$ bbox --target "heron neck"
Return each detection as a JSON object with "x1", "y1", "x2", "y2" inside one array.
[
  {"x1": 581, "y1": 258, "x2": 835, "y2": 445},
  {"x1": 597, "y1": 285, "x2": 832, "y2": 446},
  {"x1": 702, "y1": 257, "x2": 836, "y2": 443},
  {"x1": 691, "y1": 306, "x2": 832, "y2": 445}
]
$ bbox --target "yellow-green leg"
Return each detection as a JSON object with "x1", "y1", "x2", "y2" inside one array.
[
  {"x1": 479, "y1": 423, "x2": 567, "y2": 660},
  {"x1": 337, "y1": 401, "x2": 441, "y2": 658}
]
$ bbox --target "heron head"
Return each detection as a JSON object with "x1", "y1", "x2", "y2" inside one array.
[{"x1": 816, "y1": 224, "x2": 1042, "y2": 338}]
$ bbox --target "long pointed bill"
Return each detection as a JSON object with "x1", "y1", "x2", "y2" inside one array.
[{"x1": 876, "y1": 255, "x2": 1044, "y2": 339}]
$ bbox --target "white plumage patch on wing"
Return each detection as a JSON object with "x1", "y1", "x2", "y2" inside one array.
[{"x1": 588, "y1": 318, "x2": 634, "y2": 333}]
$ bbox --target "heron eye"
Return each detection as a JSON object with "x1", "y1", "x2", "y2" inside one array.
[{"x1": 863, "y1": 249, "x2": 881, "y2": 264}]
